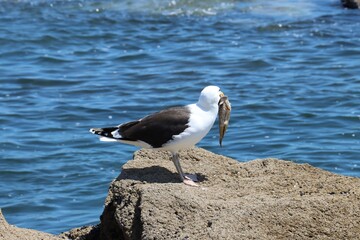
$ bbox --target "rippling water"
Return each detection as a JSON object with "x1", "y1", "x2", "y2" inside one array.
[{"x1": 0, "y1": 0, "x2": 359, "y2": 234}]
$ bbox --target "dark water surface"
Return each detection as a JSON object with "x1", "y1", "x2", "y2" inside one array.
[{"x1": 0, "y1": 0, "x2": 359, "y2": 234}]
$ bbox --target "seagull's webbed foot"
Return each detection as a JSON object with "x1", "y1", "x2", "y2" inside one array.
[
  {"x1": 184, "y1": 174, "x2": 198, "y2": 182},
  {"x1": 183, "y1": 178, "x2": 199, "y2": 187}
]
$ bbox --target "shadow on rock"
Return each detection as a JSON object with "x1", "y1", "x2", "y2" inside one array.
[
  {"x1": 118, "y1": 166, "x2": 208, "y2": 184},
  {"x1": 118, "y1": 166, "x2": 180, "y2": 183}
]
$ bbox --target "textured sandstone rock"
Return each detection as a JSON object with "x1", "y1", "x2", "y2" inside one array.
[
  {"x1": 0, "y1": 209, "x2": 63, "y2": 240},
  {"x1": 95, "y1": 148, "x2": 360, "y2": 240},
  {"x1": 3, "y1": 148, "x2": 360, "y2": 240}
]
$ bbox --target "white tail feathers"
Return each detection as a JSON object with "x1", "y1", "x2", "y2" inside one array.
[
  {"x1": 99, "y1": 137, "x2": 118, "y2": 142},
  {"x1": 111, "y1": 129, "x2": 122, "y2": 138}
]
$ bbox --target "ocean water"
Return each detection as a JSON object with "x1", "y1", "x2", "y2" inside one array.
[{"x1": 0, "y1": 0, "x2": 359, "y2": 234}]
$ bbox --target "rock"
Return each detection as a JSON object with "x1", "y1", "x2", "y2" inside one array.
[
  {"x1": 0, "y1": 209, "x2": 63, "y2": 240},
  {"x1": 2, "y1": 147, "x2": 360, "y2": 239},
  {"x1": 341, "y1": 0, "x2": 360, "y2": 8},
  {"x1": 59, "y1": 225, "x2": 100, "y2": 240},
  {"x1": 93, "y1": 147, "x2": 360, "y2": 240}
]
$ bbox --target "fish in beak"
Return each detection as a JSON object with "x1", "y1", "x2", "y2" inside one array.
[{"x1": 218, "y1": 92, "x2": 231, "y2": 147}]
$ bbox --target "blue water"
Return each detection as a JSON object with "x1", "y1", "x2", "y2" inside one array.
[{"x1": 0, "y1": 0, "x2": 359, "y2": 234}]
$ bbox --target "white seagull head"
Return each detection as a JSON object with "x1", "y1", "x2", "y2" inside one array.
[{"x1": 197, "y1": 85, "x2": 222, "y2": 110}]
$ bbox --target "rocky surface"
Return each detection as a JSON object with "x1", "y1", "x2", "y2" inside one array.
[
  {"x1": 341, "y1": 0, "x2": 360, "y2": 8},
  {"x1": 93, "y1": 148, "x2": 360, "y2": 240},
  {"x1": 0, "y1": 209, "x2": 63, "y2": 240},
  {"x1": 2, "y1": 147, "x2": 360, "y2": 240}
]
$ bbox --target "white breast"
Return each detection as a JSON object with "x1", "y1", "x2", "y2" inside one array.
[{"x1": 162, "y1": 103, "x2": 218, "y2": 152}]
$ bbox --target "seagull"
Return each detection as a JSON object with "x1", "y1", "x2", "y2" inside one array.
[{"x1": 90, "y1": 86, "x2": 224, "y2": 186}]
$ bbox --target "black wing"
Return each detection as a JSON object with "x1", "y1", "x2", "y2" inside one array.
[{"x1": 119, "y1": 106, "x2": 191, "y2": 148}]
